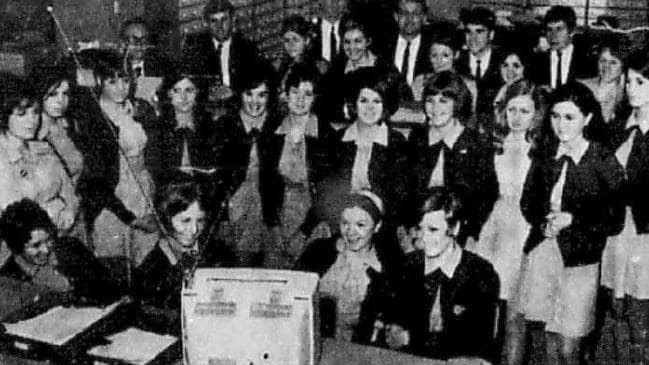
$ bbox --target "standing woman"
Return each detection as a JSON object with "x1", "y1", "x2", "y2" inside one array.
[
  {"x1": 492, "y1": 49, "x2": 531, "y2": 119},
  {"x1": 210, "y1": 67, "x2": 282, "y2": 267},
  {"x1": 270, "y1": 64, "x2": 334, "y2": 263},
  {"x1": 517, "y1": 82, "x2": 624, "y2": 365},
  {"x1": 0, "y1": 78, "x2": 78, "y2": 234},
  {"x1": 84, "y1": 52, "x2": 157, "y2": 258},
  {"x1": 32, "y1": 67, "x2": 84, "y2": 185},
  {"x1": 147, "y1": 70, "x2": 214, "y2": 189},
  {"x1": 600, "y1": 50, "x2": 649, "y2": 363}
]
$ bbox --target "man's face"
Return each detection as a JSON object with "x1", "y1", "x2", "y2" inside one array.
[
  {"x1": 322, "y1": 0, "x2": 347, "y2": 20},
  {"x1": 207, "y1": 11, "x2": 233, "y2": 42},
  {"x1": 546, "y1": 20, "x2": 573, "y2": 51},
  {"x1": 465, "y1": 23, "x2": 493, "y2": 56},
  {"x1": 123, "y1": 23, "x2": 149, "y2": 60},
  {"x1": 396, "y1": 1, "x2": 425, "y2": 39}
]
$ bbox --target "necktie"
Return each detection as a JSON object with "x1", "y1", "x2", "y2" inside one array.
[
  {"x1": 402, "y1": 41, "x2": 411, "y2": 80},
  {"x1": 475, "y1": 59, "x2": 482, "y2": 81},
  {"x1": 555, "y1": 50, "x2": 562, "y2": 88},
  {"x1": 214, "y1": 42, "x2": 223, "y2": 78},
  {"x1": 330, "y1": 26, "x2": 338, "y2": 60}
]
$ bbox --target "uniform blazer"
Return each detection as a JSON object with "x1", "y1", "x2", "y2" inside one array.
[
  {"x1": 182, "y1": 32, "x2": 262, "y2": 91},
  {"x1": 607, "y1": 119, "x2": 649, "y2": 233},
  {"x1": 520, "y1": 142, "x2": 625, "y2": 266},
  {"x1": 456, "y1": 48, "x2": 504, "y2": 133},
  {"x1": 408, "y1": 126, "x2": 498, "y2": 243},
  {"x1": 386, "y1": 249, "x2": 499, "y2": 360},
  {"x1": 530, "y1": 45, "x2": 593, "y2": 87},
  {"x1": 208, "y1": 110, "x2": 282, "y2": 226},
  {"x1": 384, "y1": 32, "x2": 434, "y2": 79}
]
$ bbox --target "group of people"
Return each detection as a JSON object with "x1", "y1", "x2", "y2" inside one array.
[{"x1": 0, "y1": 0, "x2": 648, "y2": 363}]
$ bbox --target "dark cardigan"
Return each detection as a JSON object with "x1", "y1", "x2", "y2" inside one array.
[
  {"x1": 606, "y1": 119, "x2": 649, "y2": 233},
  {"x1": 385, "y1": 249, "x2": 499, "y2": 360},
  {"x1": 520, "y1": 142, "x2": 625, "y2": 267},
  {"x1": 208, "y1": 110, "x2": 283, "y2": 226},
  {"x1": 408, "y1": 125, "x2": 498, "y2": 243}
]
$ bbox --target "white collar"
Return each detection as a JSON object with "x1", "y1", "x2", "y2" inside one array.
[
  {"x1": 425, "y1": 243, "x2": 462, "y2": 278},
  {"x1": 428, "y1": 121, "x2": 464, "y2": 148},
  {"x1": 626, "y1": 112, "x2": 649, "y2": 135},
  {"x1": 275, "y1": 114, "x2": 318, "y2": 137},
  {"x1": 470, "y1": 47, "x2": 492, "y2": 66},
  {"x1": 553, "y1": 43, "x2": 574, "y2": 57},
  {"x1": 556, "y1": 136, "x2": 589, "y2": 164},
  {"x1": 342, "y1": 122, "x2": 388, "y2": 147},
  {"x1": 399, "y1": 34, "x2": 421, "y2": 47},
  {"x1": 212, "y1": 37, "x2": 232, "y2": 50},
  {"x1": 159, "y1": 237, "x2": 199, "y2": 266},
  {"x1": 345, "y1": 52, "x2": 377, "y2": 73}
]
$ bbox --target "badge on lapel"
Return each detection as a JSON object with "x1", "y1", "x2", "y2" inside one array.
[{"x1": 453, "y1": 304, "x2": 467, "y2": 316}]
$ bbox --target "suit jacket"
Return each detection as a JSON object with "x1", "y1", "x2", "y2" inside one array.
[
  {"x1": 607, "y1": 119, "x2": 649, "y2": 233},
  {"x1": 126, "y1": 47, "x2": 173, "y2": 77},
  {"x1": 182, "y1": 32, "x2": 263, "y2": 91},
  {"x1": 530, "y1": 45, "x2": 593, "y2": 87},
  {"x1": 208, "y1": 110, "x2": 282, "y2": 226},
  {"x1": 408, "y1": 126, "x2": 498, "y2": 243},
  {"x1": 385, "y1": 32, "x2": 434, "y2": 80},
  {"x1": 387, "y1": 249, "x2": 499, "y2": 360},
  {"x1": 520, "y1": 142, "x2": 625, "y2": 266},
  {"x1": 456, "y1": 48, "x2": 504, "y2": 133}
]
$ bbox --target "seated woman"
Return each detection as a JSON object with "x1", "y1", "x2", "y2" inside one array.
[
  {"x1": 134, "y1": 175, "x2": 235, "y2": 334},
  {"x1": 383, "y1": 186, "x2": 499, "y2": 361},
  {"x1": 296, "y1": 190, "x2": 400, "y2": 344},
  {"x1": 0, "y1": 199, "x2": 120, "y2": 304}
]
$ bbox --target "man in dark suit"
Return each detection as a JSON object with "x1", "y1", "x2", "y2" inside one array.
[
  {"x1": 386, "y1": 0, "x2": 432, "y2": 88},
  {"x1": 455, "y1": 7, "x2": 503, "y2": 133},
  {"x1": 181, "y1": 0, "x2": 262, "y2": 94},
  {"x1": 311, "y1": 0, "x2": 348, "y2": 63},
  {"x1": 120, "y1": 18, "x2": 173, "y2": 77},
  {"x1": 531, "y1": 6, "x2": 593, "y2": 89},
  {"x1": 383, "y1": 187, "x2": 499, "y2": 361}
]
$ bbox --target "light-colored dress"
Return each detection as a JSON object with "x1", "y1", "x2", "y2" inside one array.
[
  {"x1": 318, "y1": 238, "x2": 382, "y2": 342},
  {"x1": 471, "y1": 134, "x2": 530, "y2": 301},
  {"x1": 38, "y1": 117, "x2": 84, "y2": 184},
  {"x1": 578, "y1": 77, "x2": 625, "y2": 122},
  {"x1": 92, "y1": 100, "x2": 155, "y2": 259}
]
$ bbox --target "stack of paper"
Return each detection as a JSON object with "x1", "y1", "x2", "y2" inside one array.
[{"x1": 87, "y1": 327, "x2": 178, "y2": 365}]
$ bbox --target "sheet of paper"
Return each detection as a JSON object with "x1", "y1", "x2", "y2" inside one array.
[
  {"x1": 3, "y1": 301, "x2": 121, "y2": 346},
  {"x1": 87, "y1": 327, "x2": 177, "y2": 365},
  {"x1": 135, "y1": 77, "x2": 162, "y2": 102}
]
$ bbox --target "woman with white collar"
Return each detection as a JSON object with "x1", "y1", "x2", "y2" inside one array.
[
  {"x1": 296, "y1": 190, "x2": 397, "y2": 343},
  {"x1": 600, "y1": 50, "x2": 649, "y2": 363}
]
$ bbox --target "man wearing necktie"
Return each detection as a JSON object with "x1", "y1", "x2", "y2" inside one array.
[
  {"x1": 389, "y1": 0, "x2": 431, "y2": 87},
  {"x1": 531, "y1": 6, "x2": 594, "y2": 89},
  {"x1": 120, "y1": 18, "x2": 172, "y2": 77},
  {"x1": 312, "y1": 0, "x2": 347, "y2": 62},
  {"x1": 382, "y1": 187, "x2": 499, "y2": 361}
]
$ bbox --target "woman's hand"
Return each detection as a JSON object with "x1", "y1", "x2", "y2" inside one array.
[
  {"x1": 544, "y1": 211, "x2": 573, "y2": 237},
  {"x1": 384, "y1": 323, "x2": 410, "y2": 349}
]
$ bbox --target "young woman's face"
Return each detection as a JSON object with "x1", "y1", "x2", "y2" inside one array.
[
  {"x1": 22, "y1": 229, "x2": 52, "y2": 267},
  {"x1": 501, "y1": 54, "x2": 525, "y2": 85},
  {"x1": 505, "y1": 95, "x2": 535, "y2": 133},
  {"x1": 8, "y1": 100, "x2": 40, "y2": 140},
  {"x1": 169, "y1": 77, "x2": 198, "y2": 114},
  {"x1": 101, "y1": 75, "x2": 130, "y2": 103},
  {"x1": 424, "y1": 92, "x2": 455, "y2": 128},
  {"x1": 430, "y1": 43, "x2": 455, "y2": 73},
  {"x1": 343, "y1": 29, "x2": 370, "y2": 63},
  {"x1": 287, "y1": 81, "x2": 315, "y2": 117},
  {"x1": 43, "y1": 80, "x2": 70, "y2": 119},
  {"x1": 356, "y1": 88, "x2": 383, "y2": 126},
  {"x1": 550, "y1": 100, "x2": 591, "y2": 143},
  {"x1": 340, "y1": 206, "x2": 377, "y2": 251},
  {"x1": 627, "y1": 69, "x2": 649, "y2": 108},
  {"x1": 283, "y1": 31, "x2": 309, "y2": 61},
  {"x1": 598, "y1": 49, "x2": 623, "y2": 84},
  {"x1": 416, "y1": 210, "x2": 454, "y2": 258},
  {"x1": 171, "y1": 201, "x2": 206, "y2": 248},
  {"x1": 241, "y1": 83, "x2": 269, "y2": 117}
]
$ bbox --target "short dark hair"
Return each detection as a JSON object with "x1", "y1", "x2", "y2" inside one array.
[
  {"x1": 625, "y1": 49, "x2": 649, "y2": 80},
  {"x1": 462, "y1": 7, "x2": 496, "y2": 30},
  {"x1": 548, "y1": 81, "x2": 605, "y2": 141},
  {"x1": 281, "y1": 15, "x2": 312, "y2": 39},
  {"x1": 0, "y1": 199, "x2": 56, "y2": 254},
  {"x1": 155, "y1": 177, "x2": 206, "y2": 234},
  {"x1": 284, "y1": 63, "x2": 321, "y2": 92},
  {"x1": 422, "y1": 70, "x2": 473, "y2": 123},
  {"x1": 397, "y1": 0, "x2": 427, "y2": 14},
  {"x1": 339, "y1": 12, "x2": 371, "y2": 40},
  {"x1": 416, "y1": 187, "x2": 464, "y2": 228},
  {"x1": 0, "y1": 77, "x2": 39, "y2": 133},
  {"x1": 544, "y1": 5, "x2": 577, "y2": 31},
  {"x1": 120, "y1": 17, "x2": 149, "y2": 39},
  {"x1": 203, "y1": 0, "x2": 234, "y2": 19},
  {"x1": 346, "y1": 66, "x2": 400, "y2": 119},
  {"x1": 341, "y1": 190, "x2": 383, "y2": 225}
]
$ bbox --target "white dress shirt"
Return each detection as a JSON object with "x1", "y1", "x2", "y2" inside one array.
[
  {"x1": 469, "y1": 48, "x2": 492, "y2": 79},
  {"x1": 212, "y1": 37, "x2": 233, "y2": 87},
  {"x1": 550, "y1": 43, "x2": 574, "y2": 89},
  {"x1": 394, "y1": 34, "x2": 421, "y2": 85},
  {"x1": 321, "y1": 19, "x2": 340, "y2": 62}
]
